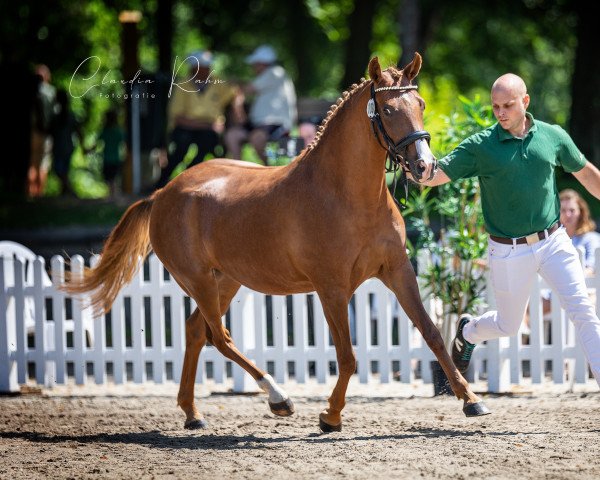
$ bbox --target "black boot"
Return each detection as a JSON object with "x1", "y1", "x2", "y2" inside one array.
[{"x1": 452, "y1": 314, "x2": 475, "y2": 374}]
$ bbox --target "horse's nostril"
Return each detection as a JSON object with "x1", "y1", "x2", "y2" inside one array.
[{"x1": 417, "y1": 160, "x2": 426, "y2": 173}]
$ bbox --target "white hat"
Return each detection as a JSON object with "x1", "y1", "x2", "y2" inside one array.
[
  {"x1": 245, "y1": 45, "x2": 277, "y2": 65},
  {"x1": 186, "y1": 50, "x2": 214, "y2": 67}
]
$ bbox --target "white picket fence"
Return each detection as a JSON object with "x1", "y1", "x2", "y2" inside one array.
[{"x1": 0, "y1": 251, "x2": 594, "y2": 394}]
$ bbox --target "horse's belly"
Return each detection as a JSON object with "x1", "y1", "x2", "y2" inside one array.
[
  {"x1": 239, "y1": 279, "x2": 315, "y2": 296},
  {"x1": 217, "y1": 261, "x2": 315, "y2": 296}
]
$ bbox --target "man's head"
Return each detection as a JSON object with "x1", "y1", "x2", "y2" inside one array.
[
  {"x1": 491, "y1": 73, "x2": 530, "y2": 135},
  {"x1": 186, "y1": 50, "x2": 214, "y2": 79},
  {"x1": 245, "y1": 45, "x2": 277, "y2": 75},
  {"x1": 35, "y1": 64, "x2": 51, "y2": 83}
]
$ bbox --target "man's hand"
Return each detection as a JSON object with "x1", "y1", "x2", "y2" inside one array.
[{"x1": 407, "y1": 167, "x2": 451, "y2": 187}]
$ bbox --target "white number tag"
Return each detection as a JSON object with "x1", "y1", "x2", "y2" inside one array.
[{"x1": 366, "y1": 99, "x2": 376, "y2": 118}]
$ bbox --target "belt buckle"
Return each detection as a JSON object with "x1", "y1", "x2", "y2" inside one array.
[{"x1": 525, "y1": 233, "x2": 539, "y2": 245}]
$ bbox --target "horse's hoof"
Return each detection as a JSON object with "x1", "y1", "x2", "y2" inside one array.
[
  {"x1": 463, "y1": 401, "x2": 491, "y2": 417},
  {"x1": 269, "y1": 398, "x2": 295, "y2": 417},
  {"x1": 184, "y1": 418, "x2": 208, "y2": 429},
  {"x1": 319, "y1": 417, "x2": 342, "y2": 433}
]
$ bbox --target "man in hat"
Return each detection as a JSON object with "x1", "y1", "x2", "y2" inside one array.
[
  {"x1": 156, "y1": 50, "x2": 243, "y2": 188},
  {"x1": 224, "y1": 45, "x2": 297, "y2": 165}
]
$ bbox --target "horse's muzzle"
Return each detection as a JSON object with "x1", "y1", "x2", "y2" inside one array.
[
  {"x1": 409, "y1": 138, "x2": 437, "y2": 182},
  {"x1": 409, "y1": 159, "x2": 437, "y2": 182}
]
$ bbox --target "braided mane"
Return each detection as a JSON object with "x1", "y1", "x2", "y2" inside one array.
[
  {"x1": 305, "y1": 77, "x2": 369, "y2": 151},
  {"x1": 305, "y1": 65, "x2": 404, "y2": 151}
]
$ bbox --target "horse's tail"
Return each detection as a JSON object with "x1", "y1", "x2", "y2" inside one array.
[{"x1": 63, "y1": 195, "x2": 155, "y2": 314}]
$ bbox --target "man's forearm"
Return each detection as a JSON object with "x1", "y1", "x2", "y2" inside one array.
[{"x1": 574, "y1": 162, "x2": 600, "y2": 201}]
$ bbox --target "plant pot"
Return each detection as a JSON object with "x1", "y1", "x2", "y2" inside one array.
[{"x1": 430, "y1": 360, "x2": 452, "y2": 396}]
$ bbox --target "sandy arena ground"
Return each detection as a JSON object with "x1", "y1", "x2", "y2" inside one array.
[{"x1": 0, "y1": 378, "x2": 598, "y2": 479}]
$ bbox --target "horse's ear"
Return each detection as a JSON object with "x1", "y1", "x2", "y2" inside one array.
[
  {"x1": 368, "y1": 56, "x2": 382, "y2": 82},
  {"x1": 402, "y1": 52, "x2": 422, "y2": 82}
]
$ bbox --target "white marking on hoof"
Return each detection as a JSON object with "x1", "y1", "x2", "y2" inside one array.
[{"x1": 257, "y1": 374, "x2": 289, "y2": 403}]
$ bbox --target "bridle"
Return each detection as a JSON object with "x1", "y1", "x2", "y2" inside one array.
[{"x1": 367, "y1": 82, "x2": 437, "y2": 206}]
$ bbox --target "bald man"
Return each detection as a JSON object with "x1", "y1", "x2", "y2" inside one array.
[{"x1": 420, "y1": 73, "x2": 600, "y2": 387}]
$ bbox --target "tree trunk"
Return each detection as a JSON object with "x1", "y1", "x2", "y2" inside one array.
[
  {"x1": 157, "y1": 0, "x2": 173, "y2": 74},
  {"x1": 341, "y1": 0, "x2": 378, "y2": 89},
  {"x1": 398, "y1": 0, "x2": 421, "y2": 68},
  {"x1": 569, "y1": 2, "x2": 600, "y2": 167},
  {"x1": 288, "y1": 0, "x2": 329, "y2": 96},
  {"x1": 0, "y1": 61, "x2": 35, "y2": 197}
]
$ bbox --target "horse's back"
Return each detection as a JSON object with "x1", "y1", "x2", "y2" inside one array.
[
  {"x1": 148, "y1": 159, "x2": 314, "y2": 292},
  {"x1": 167, "y1": 158, "x2": 285, "y2": 197},
  {"x1": 193, "y1": 158, "x2": 267, "y2": 170},
  {"x1": 150, "y1": 158, "x2": 283, "y2": 237}
]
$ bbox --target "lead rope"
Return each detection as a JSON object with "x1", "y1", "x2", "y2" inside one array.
[{"x1": 387, "y1": 154, "x2": 409, "y2": 209}]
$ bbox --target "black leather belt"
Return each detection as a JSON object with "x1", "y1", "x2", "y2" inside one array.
[{"x1": 490, "y1": 222, "x2": 561, "y2": 245}]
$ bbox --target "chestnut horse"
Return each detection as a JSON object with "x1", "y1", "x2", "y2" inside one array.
[{"x1": 65, "y1": 54, "x2": 489, "y2": 432}]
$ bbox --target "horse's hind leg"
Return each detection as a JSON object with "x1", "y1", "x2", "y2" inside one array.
[
  {"x1": 317, "y1": 289, "x2": 355, "y2": 432},
  {"x1": 178, "y1": 307, "x2": 208, "y2": 429},
  {"x1": 177, "y1": 276, "x2": 240, "y2": 429},
  {"x1": 190, "y1": 274, "x2": 294, "y2": 420}
]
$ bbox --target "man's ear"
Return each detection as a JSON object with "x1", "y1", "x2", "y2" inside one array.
[
  {"x1": 523, "y1": 93, "x2": 531, "y2": 109},
  {"x1": 368, "y1": 56, "x2": 382, "y2": 83},
  {"x1": 402, "y1": 52, "x2": 422, "y2": 82}
]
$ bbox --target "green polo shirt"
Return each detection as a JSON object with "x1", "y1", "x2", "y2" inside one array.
[{"x1": 438, "y1": 113, "x2": 587, "y2": 238}]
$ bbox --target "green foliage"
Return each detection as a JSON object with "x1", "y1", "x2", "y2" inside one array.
[
  {"x1": 423, "y1": 1, "x2": 576, "y2": 126},
  {"x1": 405, "y1": 96, "x2": 494, "y2": 346},
  {"x1": 305, "y1": 0, "x2": 354, "y2": 42},
  {"x1": 2, "y1": 0, "x2": 590, "y2": 216},
  {"x1": 370, "y1": 0, "x2": 402, "y2": 68}
]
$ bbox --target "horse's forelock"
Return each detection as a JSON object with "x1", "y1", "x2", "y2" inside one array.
[{"x1": 383, "y1": 66, "x2": 405, "y2": 86}]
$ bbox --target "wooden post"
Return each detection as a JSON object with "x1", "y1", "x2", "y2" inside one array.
[{"x1": 119, "y1": 10, "x2": 142, "y2": 194}]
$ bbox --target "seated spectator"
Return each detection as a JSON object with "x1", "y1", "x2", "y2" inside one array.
[
  {"x1": 559, "y1": 189, "x2": 600, "y2": 274},
  {"x1": 298, "y1": 114, "x2": 323, "y2": 150},
  {"x1": 224, "y1": 45, "x2": 297, "y2": 165},
  {"x1": 156, "y1": 50, "x2": 243, "y2": 188}
]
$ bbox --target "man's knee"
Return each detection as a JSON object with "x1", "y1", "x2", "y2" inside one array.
[
  {"x1": 224, "y1": 127, "x2": 246, "y2": 146},
  {"x1": 496, "y1": 320, "x2": 521, "y2": 337},
  {"x1": 249, "y1": 129, "x2": 268, "y2": 147}
]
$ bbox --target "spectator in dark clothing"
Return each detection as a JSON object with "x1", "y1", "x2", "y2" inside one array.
[
  {"x1": 28, "y1": 64, "x2": 56, "y2": 197},
  {"x1": 97, "y1": 110, "x2": 125, "y2": 197},
  {"x1": 50, "y1": 89, "x2": 83, "y2": 196}
]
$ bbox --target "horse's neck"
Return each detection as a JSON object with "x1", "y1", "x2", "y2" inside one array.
[{"x1": 298, "y1": 96, "x2": 389, "y2": 206}]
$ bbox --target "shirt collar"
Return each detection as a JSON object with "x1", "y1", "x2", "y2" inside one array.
[{"x1": 497, "y1": 112, "x2": 537, "y2": 141}]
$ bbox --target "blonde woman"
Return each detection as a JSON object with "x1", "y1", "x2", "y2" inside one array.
[{"x1": 560, "y1": 189, "x2": 600, "y2": 274}]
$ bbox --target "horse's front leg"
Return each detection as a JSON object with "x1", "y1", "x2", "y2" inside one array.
[
  {"x1": 379, "y1": 258, "x2": 490, "y2": 416},
  {"x1": 317, "y1": 290, "x2": 355, "y2": 432}
]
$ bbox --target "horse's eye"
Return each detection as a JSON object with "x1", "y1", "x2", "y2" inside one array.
[{"x1": 383, "y1": 106, "x2": 392, "y2": 116}]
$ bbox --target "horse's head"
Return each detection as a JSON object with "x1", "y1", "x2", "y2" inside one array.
[{"x1": 367, "y1": 53, "x2": 437, "y2": 183}]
